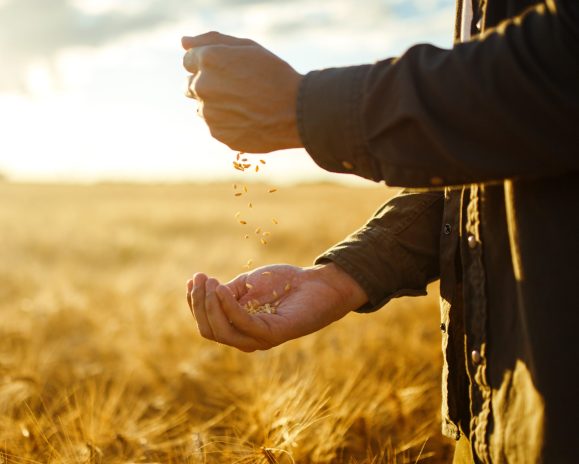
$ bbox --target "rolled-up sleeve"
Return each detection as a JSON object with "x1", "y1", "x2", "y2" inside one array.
[{"x1": 316, "y1": 190, "x2": 444, "y2": 312}]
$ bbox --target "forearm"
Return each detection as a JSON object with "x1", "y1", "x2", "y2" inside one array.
[
  {"x1": 309, "y1": 262, "x2": 369, "y2": 312},
  {"x1": 298, "y1": 0, "x2": 579, "y2": 187}
]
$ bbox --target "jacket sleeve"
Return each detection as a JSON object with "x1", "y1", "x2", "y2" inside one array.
[
  {"x1": 297, "y1": 0, "x2": 579, "y2": 188},
  {"x1": 315, "y1": 190, "x2": 444, "y2": 312}
]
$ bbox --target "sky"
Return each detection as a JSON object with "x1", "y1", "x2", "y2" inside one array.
[{"x1": 0, "y1": 0, "x2": 454, "y2": 184}]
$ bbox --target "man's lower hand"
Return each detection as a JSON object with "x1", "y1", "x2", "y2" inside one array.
[{"x1": 186, "y1": 263, "x2": 368, "y2": 352}]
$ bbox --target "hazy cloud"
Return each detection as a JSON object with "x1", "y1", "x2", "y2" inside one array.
[
  {"x1": 259, "y1": 0, "x2": 452, "y2": 38},
  {"x1": 0, "y1": 0, "x2": 453, "y2": 93},
  {"x1": 0, "y1": 0, "x2": 171, "y2": 91}
]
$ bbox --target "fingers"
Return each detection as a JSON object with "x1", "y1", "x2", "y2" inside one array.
[
  {"x1": 191, "y1": 273, "x2": 215, "y2": 341},
  {"x1": 189, "y1": 272, "x2": 278, "y2": 352},
  {"x1": 184, "y1": 74, "x2": 198, "y2": 99},
  {"x1": 182, "y1": 46, "x2": 222, "y2": 86},
  {"x1": 183, "y1": 47, "x2": 201, "y2": 74},
  {"x1": 182, "y1": 31, "x2": 256, "y2": 73},
  {"x1": 186, "y1": 278, "x2": 193, "y2": 311},
  {"x1": 225, "y1": 273, "x2": 249, "y2": 300},
  {"x1": 216, "y1": 285, "x2": 280, "y2": 349},
  {"x1": 217, "y1": 284, "x2": 257, "y2": 333},
  {"x1": 184, "y1": 73, "x2": 211, "y2": 115},
  {"x1": 205, "y1": 279, "x2": 263, "y2": 352},
  {"x1": 182, "y1": 43, "x2": 235, "y2": 77},
  {"x1": 181, "y1": 31, "x2": 254, "y2": 50}
]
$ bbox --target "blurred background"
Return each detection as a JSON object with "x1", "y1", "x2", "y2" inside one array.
[
  {"x1": 0, "y1": 1, "x2": 455, "y2": 461},
  {"x1": 0, "y1": 0, "x2": 453, "y2": 184}
]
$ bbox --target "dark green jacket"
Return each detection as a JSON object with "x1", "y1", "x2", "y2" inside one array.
[{"x1": 297, "y1": 0, "x2": 579, "y2": 462}]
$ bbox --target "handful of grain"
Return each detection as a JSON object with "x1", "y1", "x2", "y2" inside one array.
[{"x1": 243, "y1": 299, "x2": 278, "y2": 315}]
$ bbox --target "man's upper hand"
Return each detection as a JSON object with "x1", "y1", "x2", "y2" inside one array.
[{"x1": 182, "y1": 31, "x2": 304, "y2": 154}]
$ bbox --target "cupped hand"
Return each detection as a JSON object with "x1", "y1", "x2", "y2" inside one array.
[
  {"x1": 186, "y1": 263, "x2": 368, "y2": 352},
  {"x1": 181, "y1": 31, "x2": 304, "y2": 153}
]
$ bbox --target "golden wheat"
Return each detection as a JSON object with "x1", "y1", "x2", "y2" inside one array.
[{"x1": 0, "y1": 182, "x2": 453, "y2": 463}]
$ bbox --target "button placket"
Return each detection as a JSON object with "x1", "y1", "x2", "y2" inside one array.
[
  {"x1": 463, "y1": 185, "x2": 492, "y2": 463},
  {"x1": 467, "y1": 234, "x2": 477, "y2": 248}
]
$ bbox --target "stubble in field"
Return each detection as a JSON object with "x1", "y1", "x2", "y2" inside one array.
[{"x1": 0, "y1": 183, "x2": 453, "y2": 463}]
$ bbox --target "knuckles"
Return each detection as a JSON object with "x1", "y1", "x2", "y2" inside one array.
[
  {"x1": 197, "y1": 45, "x2": 224, "y2": 69},
  {"x1": 192, "y1": 73, "x2": 211, "y2": 101},
  {"x1": 203, "y1": 30, "x2": 222, "y2": 41},
  {"x1": 206, "y1": 277, "x2": 219, "y2": 288},
  {"x1": 182, "y1": 45, "x2": 220, "y2": 74}
]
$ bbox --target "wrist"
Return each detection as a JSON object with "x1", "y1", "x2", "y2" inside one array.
[
  {"x1": 281, "y1": 71, "x2": 304, "y2": 150},
  {"x1": 313, "y1": 262, "x2": 369, "y2": 311}
]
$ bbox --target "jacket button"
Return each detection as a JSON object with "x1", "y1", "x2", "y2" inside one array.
[
  {"x1": 443, "y1": 224, "x2": 452, "y2": 235},
  {"x1": 430, "y1": 176, "x2": 443, "y2": 186},
  {"x1": 471, "y1": 350, "x2": 482, "y2": 365},
  {"x1": 440, "y1": 323, "x2": 446, "y2": 333},
  {"x1": 341, "y1": 161, "x2": 354, "y2": 170},
  {"x1": 467, "y1": 235, "x2": 477, "y2": 249}
]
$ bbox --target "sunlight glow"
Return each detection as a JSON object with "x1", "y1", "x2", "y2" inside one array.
[
  {"x1": 70, "y1": 0, "x2": 139, "y2": 15},
  {"x1": 26, "y1": 63, "x2": 56, "y2": 97},
  {"x1": 0, "y1": 0, "x2": 454, "y2": 183}
]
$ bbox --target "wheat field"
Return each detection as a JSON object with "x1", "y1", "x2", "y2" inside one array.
[{"x1": 0, "y1": 182, "x2": 453, "y2": 463}]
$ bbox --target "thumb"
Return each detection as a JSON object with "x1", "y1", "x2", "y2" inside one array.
[
  {"x1": 181, "y1": 31, "x2": 255, "y2": 50},
  {"x1": 225, "y1": 273, "x2": 249, "y2": 300}
]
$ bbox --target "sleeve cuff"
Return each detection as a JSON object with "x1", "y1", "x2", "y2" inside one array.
[
  {"x1": 312, "y1": 191, "x2": 444, "y2": 313},
  {"x1": 314, "y1": 234, "x2": 428, "y2": 314},
  {"x1": 297, "y1": 65, "x2": 380, "y2": 182}
]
